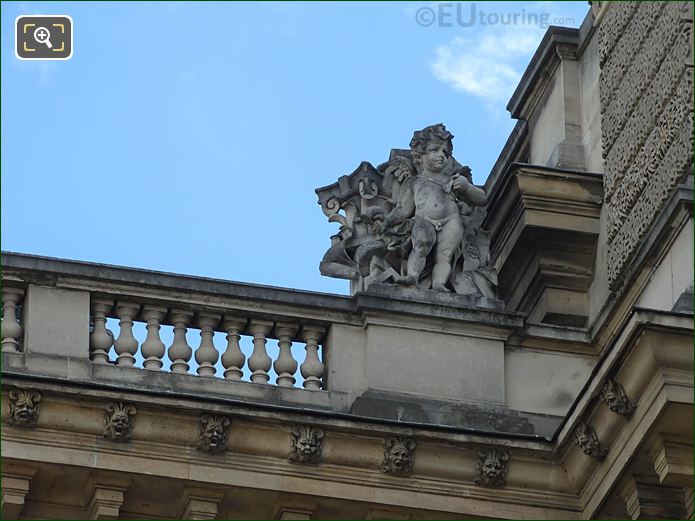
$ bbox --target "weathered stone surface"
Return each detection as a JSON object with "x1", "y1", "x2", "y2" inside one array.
[{"x1": 600, "y1": 1, "x2": 694, "y2": 292}]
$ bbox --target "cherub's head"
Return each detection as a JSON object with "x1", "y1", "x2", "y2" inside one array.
[{"x1": 410, "y1": 124, "x2": 454, "y2": 174}]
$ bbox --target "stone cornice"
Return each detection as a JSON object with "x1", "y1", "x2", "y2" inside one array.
[{"x1": 506, "y1": 27, "x2": 580, "y2": 120}]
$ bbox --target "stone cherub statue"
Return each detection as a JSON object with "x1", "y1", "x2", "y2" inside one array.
[{"x1": 316, "y1": 124, "x2": 498, "y2": 303}]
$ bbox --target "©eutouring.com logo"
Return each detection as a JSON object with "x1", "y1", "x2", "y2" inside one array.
[
  {"x1": 415, "y1": 3, "x2": 574, "y2": 29},
  {"x1": 16, "y1": 15, "x2": 73, "y2": 60}
]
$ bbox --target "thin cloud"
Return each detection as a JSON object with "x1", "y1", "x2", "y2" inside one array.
[{"x1": 430, "y1": 25, "x2": 543, "y2": 104}]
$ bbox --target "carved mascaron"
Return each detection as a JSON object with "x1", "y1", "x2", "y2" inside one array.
[
  {"x1": 600, "y1": 379, "x2": 636, "y2": 418},
  {"x1": 574, "y1": 421, "x2": 608, "y2": 460},
  {"x1": 197, "y1": 414, "x2": 231, "y2": 454},
  {"x1": 381, "y1": 436, "x2": 416, "y2": 476},
  {"x1": 474, "y1": 447, "x2": 510, "y2": 487},
  {"x1": 316, "y1": 124, "x2": 498, "y2": 303},
  {"x1": 288, "y1": 425, "x2": 325, "y2": 465},
  {"x1": 8, "y1": 389, "x2": 42, "y2": 427},
  {"x1": 104, "y1": 402, "x2": 137, "y2": 441}
]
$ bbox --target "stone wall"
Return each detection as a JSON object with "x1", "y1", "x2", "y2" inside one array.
[{"x1": 600, "y1": 1, "x2": 694, "y2": 291}]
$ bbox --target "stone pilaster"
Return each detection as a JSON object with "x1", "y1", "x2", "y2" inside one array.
[
  {"x1": 179, "y1": 487, "x2": 225, "y2": 520},
  {"x1": 1, "y1": 465, "x2": 37, "y2": 520},
  {"x1": 619, "y1": 475, "x2": 687, "y2": 520},
  {"x1": 85, "y1": 476, "x2": 131, "y2": 520}
]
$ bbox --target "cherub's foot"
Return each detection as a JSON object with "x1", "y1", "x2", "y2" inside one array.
[
  {"x1": 431, "y1": 284, "x2": 450, "y2": 292},
  {"x1": 397, "y1": 275, "x2": 418, "y2": 286}
]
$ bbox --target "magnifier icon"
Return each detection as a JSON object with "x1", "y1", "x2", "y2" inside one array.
[{"x1": 33, "y1": 26, "x2": 53, "y2": 49}]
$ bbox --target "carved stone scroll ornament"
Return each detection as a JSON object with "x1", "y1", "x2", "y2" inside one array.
[
  {"x1": 381, "y1": 436, "x2": 416, "y2": 476},
  {"x1": 316, "y1": 124, "x2": 498, "y2": 301},
  {"x1": 288, "y1": 425, "x2": 325, "y2": 465},
  {"x1": 7, "y1": 389, "x2": 42, "y2": 427},
  {"x1": 103, "y1": 402, "x2": 137, "y2": 441},
  {"x1": 574, "y1": 421, "x2": 608, "y2": 460},
  {"x1": 474, "y1": 448, "x2": 510, "y2": 488},
  {"x1": 600, "y1": 379, "x2": 636, "y2": 418},
  {"x1": 196, "y1": 414, "x2": 231, "y2": 454}
]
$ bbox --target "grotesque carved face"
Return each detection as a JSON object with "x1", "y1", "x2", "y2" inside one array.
[
  {"x1": 297, "y1": 435, "x2": 319, "y2": 457},
  {"x1": 14, "y1": 396, "x2": 37, "y2": 422},
  {"x1": 382, "y1": 437, "x2": 416, "y2": 476},
  {"x1": 9, "y1": 390, "x2": 41, "y2": 427},
  {"x1": 197, "y1": 415, "x2": 230, "y2": 453},
  {"x1": 205, "y1": 422, "x2": 225, "y2": 449},
  {"x1": 420, "y1": 141, "x2": 449, "y2": 173},
  {"x1": 482, "y1": 455, "x2": 504, "y2": 479},
  {"x1": 389, "y1": 444, "x2": 412, "y2": 471},
  {"x1": 475, "y1": 448, "x2": 509, "y2": 487},
  {"x1": 289, "y1": 425, "x2": 324, "y2": 464},
  {"x1": 111, "y1": 412, "x2": 131, "y2": 436},
  {"x1": 104, "y1": 402, "x2": 136, "y2": 441}
]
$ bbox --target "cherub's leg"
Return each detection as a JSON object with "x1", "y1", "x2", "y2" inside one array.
[
  {"x1": 400, "y1": 218, "x2": 436, "y2": 286},
  {"x1": 432, "y1": 217, "x2": 464, "y2": 291}
]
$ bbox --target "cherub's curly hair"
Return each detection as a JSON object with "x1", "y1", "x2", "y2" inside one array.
[{"x1": 409, "y1": 124, "x2": 454, "y2": 167}]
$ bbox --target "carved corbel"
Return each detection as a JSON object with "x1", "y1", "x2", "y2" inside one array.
[
  {"x1": 574, "y1": 421, "x2": 608, "y2": 460},
  {"x1": 381, "y1": 437, "x2": 416, "y2": 476},
  {"x1": 7, "y1": 389, "x2": 42, "y2": 427},
  {"x1": 600, "y1": 379, "x2": 636, "y2": 418},
  {"x1": 474, "y1": 447, "x2": 510, "y2": 487},
  {"x1": 103, "y1": 402, "x2": 137, "y2": 441},
  {"x1": 196, "y1": 414, "x2": 231, "y2": 454},
  {"x1": 288, "y1": 425, "x2": 325, "y2": 465}
]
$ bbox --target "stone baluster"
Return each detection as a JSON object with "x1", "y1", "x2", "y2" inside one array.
[
  {"x1": 114, "y1": 303, "x2": 141, "y2": 367},
  {"x1": 89, "y1": 298, "x2": 114, "y2": 363},
  {"x1": 195, "y1": 313, "x2": 221, "y2": 377},
  {"x1": 300, "y1": 326, "x2": 327, "y2": 391},
  {"x1": 221, "y1": 316, "x2": 247, "y2": 380},
  {"x1": 248, "y1": 320, "x2": 273, "y2": 384},
  {"x1": 140, "y1": 306, "x2": 167, "y2": 370},
  {"x1": 274, "y1": 322, "x2": 299, "y2": 387},
  {"x1": 168, "y1": 310, "x2": 194, "y2": 374},
  {"x1": 1, "y1": 288, "x2": 24, "y2": 353}
]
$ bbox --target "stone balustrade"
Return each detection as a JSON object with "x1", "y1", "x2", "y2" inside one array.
[
  {"x1": 2, "y1": 255, "x2": 330, "y2": 391},
  {"x1": 88, "y1": 300, "x2": 327, "y2": 389}
]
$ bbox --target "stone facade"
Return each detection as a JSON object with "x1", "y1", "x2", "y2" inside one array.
[{"x1": 1, "y1": 3, "x2": 693, "y2": 520}]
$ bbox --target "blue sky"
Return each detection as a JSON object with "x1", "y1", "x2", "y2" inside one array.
[{"x1": 2, "y1": 1, "x2": 589, "y2": 296}]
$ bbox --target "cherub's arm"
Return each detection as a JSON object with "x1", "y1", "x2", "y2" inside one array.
[
  {"x1": 451, "y1": 174, "x2": 487, "y2": 207},
  {"x1": 385, "y1": 177, "x2": 416, "y2": 225}
]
